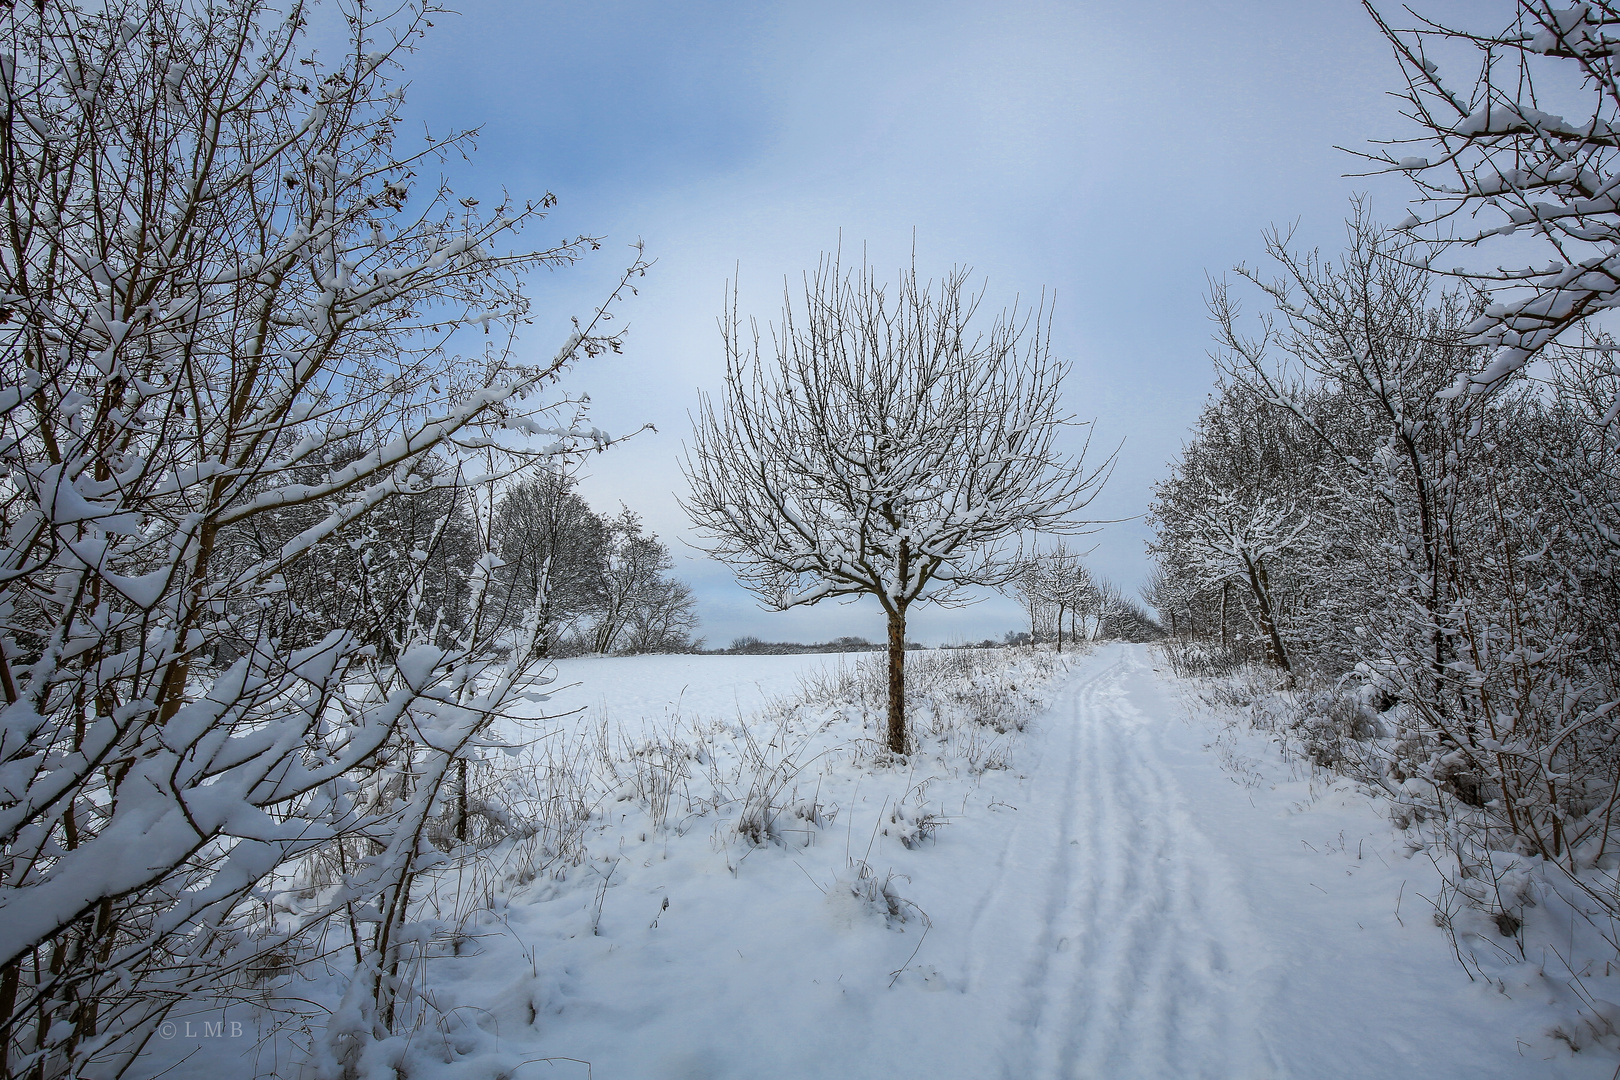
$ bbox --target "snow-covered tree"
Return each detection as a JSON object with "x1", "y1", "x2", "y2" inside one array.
[
  {"x1": 491, "y1": 470, "x2": 610, "y2": 655},
  {"x1": 1210, "y1": 211, "x2": 1492, "y2": 679},
  {"x1": 1150, "y1": 479, "x2": 1308, "y2": 670},
  {"x1": 1013, "y1": 542, "x2": 1096, "y2": 651},
  {"x1": 1363, "y1": 0, "x2": 1620, "y2": 403},
  {"x1": 684, "y1": 254, "x2": 1111, "y2": 754},
  {"x1": 0, "y1": 1, "x2": 647, "y2": 1074},
  {"x1": 1147, "y1": 380, "x2": 1332, "y2": 671},
  {"x1": 228, "y1": 448, "x2": 485, "y2": 660},
  {"x1": 589, "y1": 508, "x2": 687, "y2": 655}
]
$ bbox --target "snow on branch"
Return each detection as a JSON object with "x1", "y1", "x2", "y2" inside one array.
[
  {"x1": 0, "y1": 2, "x2": 649, "y2": 1074},
  {"x1": 1361, "y1": 1, "x2": 1620, "y2": 396},
  {"x1": 684, "y1": 251, "x2": 1113, "y2": 752}
]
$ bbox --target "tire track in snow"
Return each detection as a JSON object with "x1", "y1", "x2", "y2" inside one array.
[
  {"x1": 990, "y1": 654, "x2": 1113, "y2": 1080},
  {"x1": 981, "y1": 645, "x2": 1276, "y2": 1080}
]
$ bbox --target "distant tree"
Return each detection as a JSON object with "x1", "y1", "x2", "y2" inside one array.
[
  {"x1": 1140, "y1": 566, "x2": 1198, "y2": 640},
  {"x1": 491, "y1": 471, "x2": 609, "y2": 656},
  {"x1": 1094, "y1": 585, "x2": 1164, "y2": 642},
  {"x1": 1090, "y1": 578, "x2": 1123, "y2": 640},
  {"x1": 1044, "y1": 543, "x2": 1096, "y2": 650},
  {"x1": 1012, "y1": 542, "x2": 1096, "y2": 651},
  {"x1": 684, "y1": 254, "x2": 1112, "y2": 754},
  {"x1": 590, "y1": 509, "x2": 686, "y2": 654},
  {"x1": 622, "y1": 575, "x2": 700, "y2": 653},
  {"x1": 1010, "y1": 558, "x2": 1056, "y2": 644}
]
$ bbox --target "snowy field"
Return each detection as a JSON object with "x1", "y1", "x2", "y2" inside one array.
[
  {"x1": 159, "y1": 645, "x2": 1612, "y2": 1079},
  {"x1": 541, "y1": 651, "x2": 855, "y2": 734}
]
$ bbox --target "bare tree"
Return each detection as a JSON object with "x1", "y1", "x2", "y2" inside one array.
[
  {"x1": 1010, "y1": 557, "x2": 1056, "y2": 644},
  {"x1": 683, "y1": 254, "x2": 1111, "y2": 754},
  {"x1": 491, "y1": 470, "x2": 609, "y2": 655},
  {"x1": 1016, "y1": 542, "x2": 1095, "y2": 652},
  {"x1": 622, "y1": 575, "x2": 700, "y2": 653},
  {"x1": 589, "y1": 508, "x2": 678, "y2": 654}
]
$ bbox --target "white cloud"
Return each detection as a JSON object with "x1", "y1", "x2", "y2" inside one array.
[{"x1": 403, "y1": 0, "x2": 1464, "y2": 643}]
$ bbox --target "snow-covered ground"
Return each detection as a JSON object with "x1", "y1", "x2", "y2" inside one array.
[
  {"x1": 169, "y1": 645, "x2": 1614, "y2": 1078},
  {"x1": 541, "y1": 650, "x2": 853, "y2": 732}
]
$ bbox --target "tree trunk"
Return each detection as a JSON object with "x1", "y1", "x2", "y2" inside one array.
[
  {"x1": 455, "y1": 758, "x2": 468, "y2": 843},
  {"x1": 1056, "y1": 602, "x2": 1064, "y2": 652},
  {"x1": 0, "y1": 958, "x2": 18, "y2": 1078},
  {"x1": 1242, "y1": 555, "x2": 1290, "y2": 672},
  {"x1": 886, "y1": 606, "x2": 908, "y2": 755}
]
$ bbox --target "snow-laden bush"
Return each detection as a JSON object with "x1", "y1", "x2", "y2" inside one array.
[
  {"x1": 0, "y1": 3, "x2": 646, "y2": 1075},
  {"x1": 835, "y1": 859, "x2": 918, "y2": 929},
  {"x1": 1190, "y1": 661, "x2": 1620, "y2": 1055}
]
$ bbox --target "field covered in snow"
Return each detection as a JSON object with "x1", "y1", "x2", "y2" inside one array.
[{"x1": 149, "y1": 645, "x2": 1615, "y2": 1079}]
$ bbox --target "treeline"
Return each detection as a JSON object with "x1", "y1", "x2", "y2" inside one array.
[
  {"x1": 1008, "y1": 543, "x2": 1163, "y2": 647},
  {"x1": 718, "y1": 635, "x2": 924, "y2": 655},
  {"x1": 226, "y1": 462, "x2": 698, "y2": 663},
  {"x1": 1149, "y1": 207, "x2": 1619, "y2": 870},
  {"x1": 240, "y1": 465, "x2": 699, "y2": 660}
]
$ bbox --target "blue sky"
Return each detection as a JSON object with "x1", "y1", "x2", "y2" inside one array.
[{"x1": 396, "y1": 0, "x2": 1479, "y2": 646}]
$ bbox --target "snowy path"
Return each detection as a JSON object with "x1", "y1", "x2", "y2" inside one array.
[
  {"x1": 905, "y1": 643, "x2": 1604, "y2": 1080},
  {"x1": 958, "y1": 650, "x2": 1273, "y2": 1079},
  {"x1": 412, "y1": 644, "x2": 1611, "y2": 1079}
]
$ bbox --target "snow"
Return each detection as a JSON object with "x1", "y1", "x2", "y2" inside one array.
[
  {"x1": 538, "y1": 651, "x2": 845, "y2": 725},
  {"x1": 155, "y1": 645, "x2": 1612, "y2": 1078}
]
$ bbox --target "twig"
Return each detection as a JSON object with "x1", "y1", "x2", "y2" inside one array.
[
  {"x1": 515, "y1": 1055, "x2": 593, "y2": 1078},
  {"x1": 590, "y1": 859, "x2": 619, "y2": 936},
  {"x1": 887, "y1": 914, "x2": 933, "y2": 989}
]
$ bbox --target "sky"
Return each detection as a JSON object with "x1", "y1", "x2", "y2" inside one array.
[{"x1": 392, "y1": 0, "x2": 1485, "y2": 647}]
